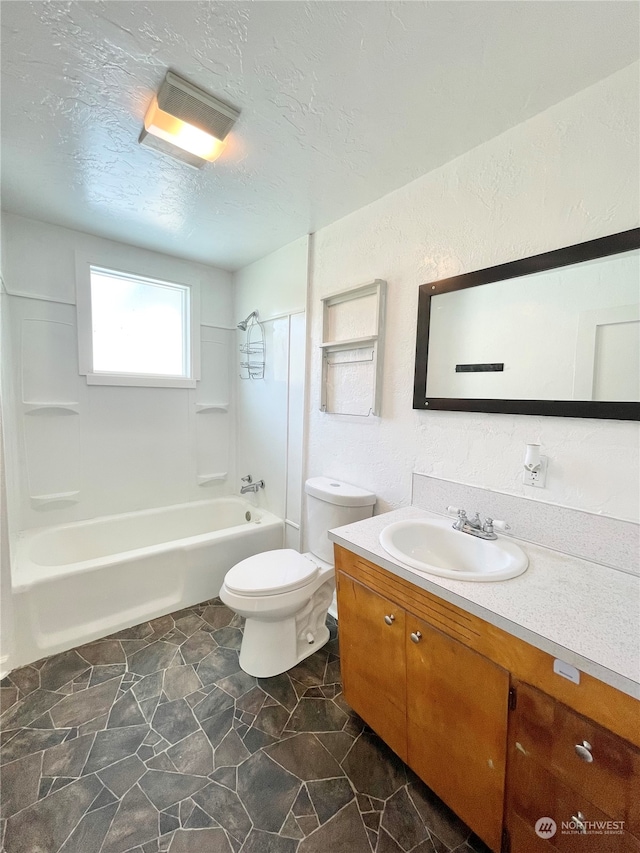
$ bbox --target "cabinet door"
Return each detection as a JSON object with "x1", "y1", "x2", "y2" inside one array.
[
  {"x1": 406, "y1": 615, "x2": 510, "y2": 853},
  {"x1": 336, "y1": 572, "x2": 407, "y2": 761}
]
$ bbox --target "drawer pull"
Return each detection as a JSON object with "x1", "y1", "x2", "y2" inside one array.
[
  {"x1": 574, "y1": 741, "x2": 593, "y2": 763},
  {"x1": 410, "y1": 631, "x2": 423, "y2": 644},
  {"x1": 571, "y1": 812, "x2": 587, "y2": 834},
  {"x1": 384, "y1": 614, "x2": 395, "y2": 625}
]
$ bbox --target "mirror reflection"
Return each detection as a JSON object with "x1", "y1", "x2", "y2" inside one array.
[{"x1": 425, "y1": 249, "x2": 639, "y2": 403}]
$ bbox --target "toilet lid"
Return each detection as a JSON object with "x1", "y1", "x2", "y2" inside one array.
[{"x1": 225, "y1": 549, "x2": 319, "y2": 596}]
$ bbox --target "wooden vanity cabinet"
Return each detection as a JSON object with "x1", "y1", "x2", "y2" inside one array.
[
  {"x1": 505, "y1": 681, "x2": 640, "y2": 852},
  {"x1": 406, "y1": 613, "x2": 510, "y2": 851},
  {"x1": 336, "y1": 569, "x2": 510, "y2": 852},
  {"x1": 507, "y1": 752, "x2": 640, "y2": 852},
  {"x1": 334, "y1": 544, "x2": 640, "y2": 853},
  {"x1": 337, "y1": 572, "x2": 408, "y2": 762}
]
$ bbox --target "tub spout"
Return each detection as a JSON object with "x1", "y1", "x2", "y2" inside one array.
[{"x1": 240, "y1": 478, "x2": 264, "y2": 494}]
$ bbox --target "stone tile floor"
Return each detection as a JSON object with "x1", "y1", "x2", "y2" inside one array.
[{"x1": 0, "y1": 599, "x2": 490, "y2": 853}]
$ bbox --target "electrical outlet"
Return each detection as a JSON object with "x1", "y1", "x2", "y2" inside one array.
[{"x1": 523, "y1": 455, "x2": 548, "y2": 488}]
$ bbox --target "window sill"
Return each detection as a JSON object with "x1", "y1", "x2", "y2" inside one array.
[{"x1": 84, "y1": 373, "x2": 197, "y2": 389}]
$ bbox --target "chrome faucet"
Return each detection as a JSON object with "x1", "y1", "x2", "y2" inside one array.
[
  {"x1": 466, "y1": 512, "x2": 482, "y2": 531},
  {"x1": 448, "y1": 506, "x2": 509, "y2": 540},
  {"x1": 240, "y1": 475, "x2": 265, "y2": 494}
]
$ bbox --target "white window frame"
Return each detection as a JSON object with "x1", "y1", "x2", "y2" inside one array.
[{"x1": 76, "y1": 253, "x2": 201, "y2": 388}]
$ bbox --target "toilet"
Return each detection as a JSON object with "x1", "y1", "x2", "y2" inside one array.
[{"x1": 220, "y1": 476, "x2": 376, "y2": 678}]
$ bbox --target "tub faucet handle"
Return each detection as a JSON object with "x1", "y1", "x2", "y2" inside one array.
[{"x1": 240, "y1": 477, "x2": 265, "y2": 494}]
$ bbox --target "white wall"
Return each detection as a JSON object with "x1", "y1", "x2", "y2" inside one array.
[
  {"x1": 2, "y1": 214, "x2": 235, "y2": 533},
  {"x1": 233, "y1": 237, "x2": 308, "y2": 548},
  {"x1": 0, "y1": 227, "x2": 16, "y2": 675},
  {"x1": 306, "y1": 63, "x2": 640, "y2": 523},
  {"x1": 0, "y1": 410, "x2": 13, "y2": 677}
]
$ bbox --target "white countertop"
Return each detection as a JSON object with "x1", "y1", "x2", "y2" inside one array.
[{"x1": 329, "y1": 507, "x2": 640, "y2": 699}]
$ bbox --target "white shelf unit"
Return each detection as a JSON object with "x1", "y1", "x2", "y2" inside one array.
[
  {"x1": 194, "y1": 403, "x2": 229, "y2": 413},
  {"x1": 22, "y1": 399, "x2": 81, "y2": 506},
  {"x1": 320, "y1": 279, "x2": 386, "y2": 417},
  {"x1": 30, "y1": 491, "x2": 80, "y2": 508},
  {"x1": 23, "y1": 402, "x2": 79, "y2": 415},
  {"x1": 197, "y1": 473, "x2": 228, "y2": 486}
]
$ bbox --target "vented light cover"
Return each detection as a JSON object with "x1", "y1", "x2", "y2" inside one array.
[
  {"x1": 139, "y1": 72, "x2": 240, "y2": 167},
  {"x1": 143, "y1": 96, "x2": 225, "y2": 161}
]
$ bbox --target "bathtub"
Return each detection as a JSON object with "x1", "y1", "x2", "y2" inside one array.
[{"x1": 11, "y1": 497, "x2": 283, "y2": 667}]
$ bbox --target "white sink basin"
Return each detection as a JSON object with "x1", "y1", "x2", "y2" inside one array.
[{"x1": 379, "y1": 517, "x2": 528, "y2": 582}]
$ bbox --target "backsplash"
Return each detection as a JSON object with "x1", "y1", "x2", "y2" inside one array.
[{"x1": 412, "y1": 473, "x2": 640, "y2": 577}]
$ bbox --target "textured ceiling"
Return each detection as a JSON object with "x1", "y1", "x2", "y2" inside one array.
[{"x1": 1, "y1": 2, "x2": 638, "y2": 271}]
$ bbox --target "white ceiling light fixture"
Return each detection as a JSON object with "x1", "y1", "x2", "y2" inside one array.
[{"x1": 139, "y1": 71, "x2": 240, "y2": 168}]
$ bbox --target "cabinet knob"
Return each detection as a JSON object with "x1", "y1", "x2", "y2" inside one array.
[
  {"x1": 571, "y1": 812, "x2": 588, "y2": 834},
  {"x1": 410, "y1": 631, "x2": 423, "y2": 644},
  {"x1": 574, "y1": 741, "x2": 593, "y2": 763},
  {"x1": 384, "y1": 614, "x2": 395, "y2": 625}
]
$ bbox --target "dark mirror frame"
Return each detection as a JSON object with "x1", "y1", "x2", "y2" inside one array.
[{"x1": 413, "y1": 229, "x2": 640, "y2": 421}]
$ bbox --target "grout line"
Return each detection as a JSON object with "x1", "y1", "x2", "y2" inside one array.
[
  {"x1": 76, "y1": 730, "x2": 99, "y2": 777},
  {"x1": 56, "y1": 782, "x2": 116, "y2": 853},
  {"x1": 2, "y1": 749, "x2": 40, "y2": 817}
]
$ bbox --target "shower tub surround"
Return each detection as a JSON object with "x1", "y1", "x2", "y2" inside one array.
[
  {"x1": 0, "y1": 599, "x2": 488, "y2": 853},
  {"x1": 11, "y1": 498, "x2": 283, "y2": 669}
]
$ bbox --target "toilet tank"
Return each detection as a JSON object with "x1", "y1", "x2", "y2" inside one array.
[{"x1": 305, "y1": 477, "x2": 376, "y2": 564}]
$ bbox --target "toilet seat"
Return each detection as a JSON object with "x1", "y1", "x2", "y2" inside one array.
[{"x1": 224, "y1": 549, "x2": 318, "y2": 597}]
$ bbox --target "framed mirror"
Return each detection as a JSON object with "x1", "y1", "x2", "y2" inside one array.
[{"x1": 413, "y1": 229, "x2": 640, "y2": 420}]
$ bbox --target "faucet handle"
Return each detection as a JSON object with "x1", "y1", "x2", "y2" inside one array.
[
  {"x1": 446, "y1": 505, "x2": 465, "y2": 517},
  {"x1": 241, "y1": 475, "x2": 252, "y2": 483},
  {"x1": 449, "y1": 507, "x2": 467, "y2": 531},
  {"x1": 484, "y1": 518, "x2": 510, "y2": 533}
]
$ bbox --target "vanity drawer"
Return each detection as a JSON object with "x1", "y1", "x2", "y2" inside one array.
[
  {"x1": 513, "y1": 682, "x2": 640, "y2": 835},
  {"x1": 508, "y1": 746, "x2": 640, "y2": 852},
  {"x1": 508, "y1": 813, "x2": 558, "y2": 852}
]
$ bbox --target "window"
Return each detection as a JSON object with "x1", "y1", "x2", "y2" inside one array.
[
  {"x1": 90, "y1": 268, "x2": 189, "y2": 377},
  {"x1": 76, "y1": 259, "x2": 200, "y2": 387}
]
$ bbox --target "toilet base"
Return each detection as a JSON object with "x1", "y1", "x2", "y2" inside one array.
[
  {"x1": 239, "y1": 616, "x2": 330, "y2": 678},
  {"x1": 220, "y1": 560, "x2": 335, "y2": 679}
]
